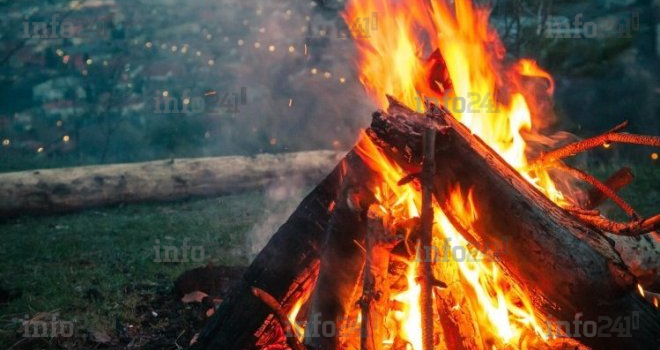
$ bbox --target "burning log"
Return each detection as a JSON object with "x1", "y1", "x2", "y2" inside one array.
[
  {"x1": 432, "y1": 262, "x2": 483, "y2": 350},
  {"x1": 368, "y1": 98, "x2": 660, "y2": 350}
]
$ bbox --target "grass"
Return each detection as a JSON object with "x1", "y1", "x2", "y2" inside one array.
[{"x1": 0, "y1": 191, "x2": 265, "y2": 349}]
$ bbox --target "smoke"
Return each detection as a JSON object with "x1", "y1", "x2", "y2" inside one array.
[
  {"x1": 214, "y1": 1, "x2": 375, "y2": 259},
  {"x1": 246, "y1": 174, "x2": 310, "y2": 259},
  {"x1": 200, "y1": 0, "x2": 375, "y2": 156}
]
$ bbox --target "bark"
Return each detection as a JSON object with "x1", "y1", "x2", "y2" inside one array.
[
  {"x1": 0, "y1": 151, "x2": 343, "y2": 218},
  {"x1": 367, "y1": 99, "x2": 660, "y2": 350}
]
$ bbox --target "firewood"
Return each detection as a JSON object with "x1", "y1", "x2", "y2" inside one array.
[
  {"x1": 367, "y1": 98, "x2": 660, "y2": 350},
  {"x1": 432, "y1": 246, "x2": 483, "y2": 350}
]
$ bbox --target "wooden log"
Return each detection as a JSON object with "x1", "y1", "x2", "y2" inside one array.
[
  {"x1": 0, "y1": 151, "x2": 343, "y2": 218},
  {"x1": 304, "y1": 175, "x2": 374, "y2": 350},
  {"x1": 192, "y1": 151, "x2": 371, "y2": 350},
  {"x1": 367, "y1": 99, "x2": 660, "y2": 350}
]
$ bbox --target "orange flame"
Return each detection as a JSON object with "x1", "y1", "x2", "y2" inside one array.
[
  {"x1": 345, "y1": 0, "x2": 565, "y2": 203},
  {"x1": 356, "y1": 134, "x2": 547, "y2": 348},
  {"x1": 346, "y1": 0, "x2": 564, "y2": 348}
]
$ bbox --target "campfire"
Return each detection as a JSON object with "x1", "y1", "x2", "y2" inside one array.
[{"x1": 192, "y1": 1, "x2": 660, "y2": 349}]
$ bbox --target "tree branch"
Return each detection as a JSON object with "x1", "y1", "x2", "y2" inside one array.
[
  {"x1": 530, "y1": 121, "x2": 660, "y2": 169},
  {"x1": 574, "y1": 214, "x2": 660, "y2": 237}
]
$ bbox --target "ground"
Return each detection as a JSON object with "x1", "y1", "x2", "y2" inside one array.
[
  {"x1": 0, "y1": 192, "x2": 263, "y2": 349},
  {"x1": 0, "y1": 163, "x2": 658, "y2": 349}
]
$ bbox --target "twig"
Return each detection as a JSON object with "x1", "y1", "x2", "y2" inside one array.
[
  {"x1": 554, "y1": 163, "x2": 638, "y2": 219},
  {"x1": 566, "y1": 206, "x2": 600, "y2": 216},
  {"x1": 605, "y1": 120, "x2": 630, "y2": 134},
  {"x1": 251, "y1": 287, "x2": 306, "y2": 350},
  {"x1": 174, "y1": 330, "x2": 186, "y2": 350},
  {"x1": 584, "y1": 167, "x2": 634, "y2": 209},
  {"x1": 574, "y1": 214, "x2": 660, "y2": 237},
  {"x1": 530, "y1": 121, "x2": 660, "y2": 169},
  {"x1": 360, "y1": 213, "x2": 377, "y2": 350},
  {"x1": 420, "y1": 128, "x2": 436, "y2": 350}
]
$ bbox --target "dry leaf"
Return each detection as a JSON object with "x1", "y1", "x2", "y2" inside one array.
[{"x1": 181, "y1": 290, "x2": 208, "y2": 303}]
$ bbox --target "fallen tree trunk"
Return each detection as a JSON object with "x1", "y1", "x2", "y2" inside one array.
[
  {"x1": 0, "y1": 151, "x2": 343, "y2": 218},
  {"x1": 368, "y1": 99, "x2": 660, "y2": 350}
]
